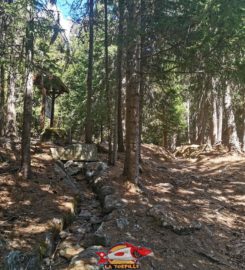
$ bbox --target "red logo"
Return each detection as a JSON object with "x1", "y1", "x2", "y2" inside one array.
[{"x1": 96, "y1": 242, "x2": 152, "y2": 269}]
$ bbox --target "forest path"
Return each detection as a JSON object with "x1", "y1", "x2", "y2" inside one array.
[
  {"x1": 102, "y1": 144, "x2": 245, "y2": 269},
  {"x1": 137, "y1": 145, "x2": 245, "y2": 269},
  {"x1": 0, "y1": 142, "x2": 244, "y2": 269}
]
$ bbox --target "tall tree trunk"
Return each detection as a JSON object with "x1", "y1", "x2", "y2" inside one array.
[
  {"x1": 40, "y1": 75, "x2": 46, "y2": 131},
  {"x1": 21, "y1": 3, "x2": 34, "y2": 179},
  {"x1": 217, "y1": 89, "x2": 223, "y2": 144},
  {"x1": 0, "y1": 4, "x2": 6, "y2": 137},
  {"x1": 0, "y1": 65, "x2": 5, "y2": 136},
  {"x1": 21, "y1": 68, "x2": 33, "y2": 179},
  {"x1": 104, "y1": 0, "x2": 113, "y2": 164},
  {"x1": 123, "y1": 0, "x2": 140, "y2": 183},
  {"x1": 85, "y1": 0, "x2": 94, "y2": 144},
  {"x1": 243, "y1": 91, "x2": 245, "y2": 152},
  {"x1": 224, "y1": 82, "x2": 240, "y2": 152},
  {"x1": 196, "y1": 91, "x2": 209, "y2": 145},
  {"x1": 138, "y1": 0, "x2": 146, "y2": 160},
  {"x1": 211, "y1": 78, "x2": 218, "y2": 145},
  {"x1": 186, "y1": 99, "x2": 191, "y2": 143},
  {"x1": 117, "y1": 0, "x2": 125, "y2": 152},
  {"x1": 6, "y1": 66, "x2": 17, "y2": 138},
  {"x1": 50, "y1": 89, "x2": 55, "y2": 127}
]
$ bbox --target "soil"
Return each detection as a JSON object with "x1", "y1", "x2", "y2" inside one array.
[
  {"x1": 0, "y1": 142, "x2": 244, "y2": 269},
  {"x1": 0, "y1": 142, "x2": 79, "y2": 267}
]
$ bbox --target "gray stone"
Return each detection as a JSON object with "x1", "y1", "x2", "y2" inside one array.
[
  {"x1": 85, "y1": 162, "x2": 108, "y2": 181},
  {"x1": 59, "y1": 230, "x2": 71, "y2": 239},
  {"x1": 4, "y1": 251, "x2": 41, "y2": 270},
  {"x1": 44, "y1": 232, "x2": 55, "y2": 257},
  {"x1": 103, "y1": 194, "x2": 125, "y2": 214},
  {"x1": 116, "y1": 217, "x2": 129, "y2": 230},
  {"x1": 64, "y1": 160, "x2": 75, "y2": 168},
  {"x1": 0, "y1": 237, "x2": 7, "y2": 249},
  {"x1": 90, "y1": 216, "x2": 103, "y2": 224},
  {"x1": 97, "y1": 186, "x2": 115, "y2": 201},
  {"x1": 69, "y1": 246, "x2": 103, "y2": 270},
  {"x1": 64, "y1": 161, "x2": 85, "y2": 176},
  {"x1": 59, "y1": 245, "x2": 84, "y2": 260},
  {"x1": 79, "y1": 209, "x2": 92, "y2": 220},
  {"x1": 93, "y1": 223, "x2": 111, "y2": 246},
  {"x1": 90, "y1": 200, "x2": 101, "y2": 209},
  {"x1": 54, "y1": 160, "x2": 78, "y2": 192},
  {"x1": 148, "y1": 204, "x2": 202, "y2": 235},
  {"x1": 51, "y1": 144, "x2": 98, "y2": 161},
  {"x1": 67, "y1": 167, "x2": 83, "y2": 176}
]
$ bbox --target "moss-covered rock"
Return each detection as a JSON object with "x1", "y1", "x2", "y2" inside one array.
[{"x1": 41, "y1": 128, "x2": 68, "y2": 145}]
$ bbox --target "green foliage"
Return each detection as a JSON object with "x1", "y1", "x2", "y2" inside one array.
[
  {"x1": 143, "y1": 80, "x2": 187, "y2": 146},
  {"x1": 1, "y1": 0, "x2": 244, "y2": 148}
]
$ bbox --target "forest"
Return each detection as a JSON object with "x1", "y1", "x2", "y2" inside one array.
[{"x1": 0, "y1": 0, "x2": 244, "y2": 269}]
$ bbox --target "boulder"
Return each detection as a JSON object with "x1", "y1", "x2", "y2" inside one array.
[
  {"x1": 93, "y1": 223, "x2": 111, "y2": 246},
  {"x1": 85, "y1": 162, "x2": 108, "y2": 180},
  {"x1": 116, "y1": 217, "x2": 129, "y2": 230},
  {"x1": 148, "y1": 204, "x2": 202, "y2": 235},
  {"x1": 103, "y1": 194, "x2": 125, "y2": 214},
  {"x1": 97, "y1": 186, "x2": 115, "y2": 201},
  {"x1": 59, "y1": 245, "x2": 84, "y2": 260},
  {"x1": 41, "y1": 128, "x2": 68, "y2": 145},
  {"x1": 69, "y1": 246, "x2": 103, "y2": 270},
  {"x1": 54, "y1": 160, "x2": 78, "y2": 193},
  {"x1": 64, "y1": 161, "x2": 85, "y2": 176},
  {"x1": 51, "y1": 144, "x2": 98, "y2": 161},
  {"x1": 4, "y1": 251, "x2": 41, "y2": 270}
]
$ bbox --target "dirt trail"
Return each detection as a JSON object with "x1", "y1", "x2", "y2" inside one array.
[
  {"x1": 0, "y1": 143, "x2": 244, "y2": 269},
  {"x1": 98, "y1": 144, "x2": 245, "y2": 269}
]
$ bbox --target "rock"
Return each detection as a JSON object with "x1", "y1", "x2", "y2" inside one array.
[
  {"x1": 41, "y1": 128, "x2": 68, "y2": 145},
  {"x1": 59, "y1": 235, "x2": 83, "y2": 252},
  {"x1": 64, "y1": 160, "x2": 85, "y2": 176},
  {"x1": 90, "y1": 200, "x2": 101, "y2": 209},
  {"x1": 59, "y1": 230, "x2": 71, "y2": 239},
  {"x1": 93, "y1": 223, "x2": 111, "y2": 246},
  {"x1": 67, "y1": 167, "x2": 83, "y2": 176},
  {"x1": 44, "y1": 232, "x2": 55, "y2": 257},
  {"x1": 54, "y1": 160, "x2": 78, "y2": 192},
  {"x1": 51, "y1": 144, "x2": 97, "y2": 161},
  {"x1": 64, "y1": 160, "x2": 73, "y2": 167},
  {"x1": 103, "y1": 194, "x2": 125, "y2": 214},
  {"x1": 90, "y1": 177, "x2": 104, "y2": 193},
  {"x1": 0, "y1": 236, "x2": 7, "y2": 249},
  {"x1": 79, "y1": 209, "x2": 92, "y2": 220},
  {"x1": 49, "y1": 217, "x2": 64, "y2": 231},
  {"x1": 85, "y1": 162, "x2": 108, "y2": 181},
  {"x1": 69, "y1": 246, "x2": 103, "y2": 270},
  {"x1": 90, "y1": 216, "x2": 103, "y2": 224},
  {"x1": 97, "y1": 186, "x2": 115, "y2": 201},
  {"x1": 116, "y1": 217, "x2": 129, "y2": 230},
  {"x1": 60, "y1": 245, "x2": 85, "y2": 260},
  {"x1": 4, "y1": 251, "x2": 41, "y2": 270},
  {"x1": 148, "y1": 204, "x2": 202, "y2": 235}
]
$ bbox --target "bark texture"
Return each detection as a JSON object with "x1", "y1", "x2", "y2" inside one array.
[
  {"x1": 123, "y1": 0, "x2": 140, "y2": 183},
  {"x1": 85, "y1": 0, "x2": 94, "y2": 144},
  {"x1": 117, "y1": 0, "x2": 125, "y2": 152},
  {"x1": 0, "y1": 65, "x2": 5, "y2": 136},
  {"x1": 6, "y1": 67, "x2": 17, "y2": 138},
  {"x1": 21, "y1": 4, "x2": 34, "y2": 179},
  {"x1": 21, "y1": 70, "x2": 33, "y2": 179},
  {"x1": 224, "y1": 83, "x2": 240, "y2": 152}
]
